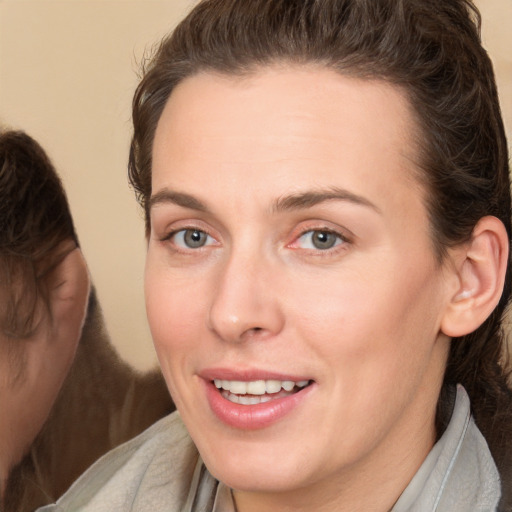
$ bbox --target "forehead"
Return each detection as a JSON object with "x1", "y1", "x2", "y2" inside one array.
[{"x1": 152, "y1": 66, "x2": 422, "y2": 207}]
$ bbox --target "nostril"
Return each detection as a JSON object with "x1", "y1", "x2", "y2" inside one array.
[{"x1": 240, "y1": 326, "x2": 265, "y2": 339}]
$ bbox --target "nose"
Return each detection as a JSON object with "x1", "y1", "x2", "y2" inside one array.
[{"x1": 207, "y1": 250, "x2": 285, "y2": 343}]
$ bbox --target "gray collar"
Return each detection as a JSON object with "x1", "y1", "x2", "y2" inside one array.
[{"x1": 392, "y1": 385, "x2": 500, "y2": 511}]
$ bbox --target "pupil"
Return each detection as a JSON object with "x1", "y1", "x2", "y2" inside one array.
[
  {"x1": 185, "y1": 230, "x2": 206, "y2": 248},
  {"x1": 313, "y1": 231, "x2": 336, "y2": 249}
]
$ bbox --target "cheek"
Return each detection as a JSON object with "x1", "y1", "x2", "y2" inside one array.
[
  {"x1": 289, "y1": 260, "x2": 444, "y2": 377},
  {"x1": 290, "y1": 267, "x2": 447, "y2": 446},
  {"x1": 146, "y1": 284, "x2": 199, "y2": 348},
  {"x1": 144, "y1": 265, "x2": 208, "y2": 384}
]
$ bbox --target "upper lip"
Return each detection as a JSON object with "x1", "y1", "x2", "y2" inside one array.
[{"x1": 199, "y1": 368, "x2": 313, "y2": 382}]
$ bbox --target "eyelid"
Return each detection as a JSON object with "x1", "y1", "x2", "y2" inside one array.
[
  {"x1": 157, "y1": 219, "x2": 221, "y2": 251},
  {"x1": 172, "y1": 228, "x2": 217, "y2": 249},
  {"x1": 161, "y1": 226, "x2": 216, "y2": 241},
  {"x1": 287, "y1": 223, "x2": 354, "y2": 253},
  {"x1": 296, "y1": 229, "x2": 346, "y2": 246},
  {"x1": 156, "y1": 216, "x2": 214, "y2": 239}
]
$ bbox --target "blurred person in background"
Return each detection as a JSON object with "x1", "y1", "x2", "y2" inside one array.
[{"x1": 0, "y1": 130, "x2": 174, "y2": 511}]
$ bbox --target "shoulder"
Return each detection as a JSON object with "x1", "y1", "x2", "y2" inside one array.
[{"x1": 37, "y1": 411, "x2": 198, "y2": 512}]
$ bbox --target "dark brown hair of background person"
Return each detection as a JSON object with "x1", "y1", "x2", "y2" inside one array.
[
  {"x1": 0, "y1": 130, "x2": 175, "y2": 511},
  {"x1": 127, "y1": 0, "x2": 512, "y2": 507}
]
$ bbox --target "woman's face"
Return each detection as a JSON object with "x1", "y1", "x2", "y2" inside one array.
[{"x1": 146, "y1": 67, "x2": 455, "y2": 506}]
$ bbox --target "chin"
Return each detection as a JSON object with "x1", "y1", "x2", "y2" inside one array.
[
  {"x1": 211, "y1": 463, "x2": 306, "y2": 494},
  {"x1": 196, "y1": 431, "x2": 315, "y2": 493}
]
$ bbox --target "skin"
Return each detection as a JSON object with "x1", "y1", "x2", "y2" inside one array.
[
  {"x1": 0, "y1": 243, "x2": 90, "y2": 495},
  {"x1": 145, "y1": 66, "x2": 460, "y2": 512}
]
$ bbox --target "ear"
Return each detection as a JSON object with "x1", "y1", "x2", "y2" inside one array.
[
  {"x1": 441, "y1": 216, "x2": 509, "y2": 338},
  {"x1": 46, "y1": 245, "x2": 91, "y2": 349}
]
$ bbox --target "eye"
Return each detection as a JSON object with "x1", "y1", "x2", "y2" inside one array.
[
  {"x1": 295, "y1": 230, "x2": 345, "y2": 250},
  {"x1": 171, "y1": 229, "x2": 215, "y2": 249}
]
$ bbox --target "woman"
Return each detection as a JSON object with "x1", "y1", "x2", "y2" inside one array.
[
  {"x1": 39, "y1": 0, "x2": 512, "y2": 510},
  {"x1": 0, "y1": 131, "x2": 174, "y2": 511}
]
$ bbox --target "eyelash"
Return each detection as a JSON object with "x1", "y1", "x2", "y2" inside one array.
[
  {"x1": 161, "y1": 227, "x2": 215, "y2": 246},
  {"x1": 159, "y1": 225, "x2": 351, "y2": 257},
  {"x1": 160, "y1": 226, "x2": 216, "y2": 254},
  {"x1": 289, "y1": 228, "x2": 350, "y2": 255}
]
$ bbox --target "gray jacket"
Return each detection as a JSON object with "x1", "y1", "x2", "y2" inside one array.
[{"x1": 37, "y1": 385, "x2": 500, "y2": 511}]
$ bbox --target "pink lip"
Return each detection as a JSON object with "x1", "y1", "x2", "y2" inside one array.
[
  {"x1": 200, "y1": 368, "x2": 311, "y2": 382},
  {"x1": 200, "y1": 369, "x2": 315, "y2": 430}
]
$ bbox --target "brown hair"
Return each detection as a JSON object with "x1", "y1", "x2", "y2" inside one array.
[
  {"x1": 0, "y1": 131, "x2": 78, "y2": 373},
  {"x1": 128, "y1": 0, "x2": 512, "y2": 502}
]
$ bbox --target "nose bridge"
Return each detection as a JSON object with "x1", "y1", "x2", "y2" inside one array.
[{"x1": 207, "y1": 242, "x2": 284, "y2": 343}]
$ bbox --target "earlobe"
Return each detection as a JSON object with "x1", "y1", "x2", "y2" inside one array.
[{"x1": 441, "y1": 216, "x2": 509, "y2": 338}]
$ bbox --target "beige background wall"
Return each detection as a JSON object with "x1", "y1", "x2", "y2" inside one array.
[{"x1": 0, "y1": 0, "x2": 511, "y2": 371}]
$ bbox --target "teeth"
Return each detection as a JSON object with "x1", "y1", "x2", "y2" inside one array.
[
  {"x1": 265, "y1": 380, "x2": 282, "y2": 394},
  {"x1": 222, "y1": 391, "x2": 274, "y2": 405},
  {"x1": 246, "y1": 380, "x2": 266, "y2": 395},
  {"x1": 213, "y1": 378, "x2": 310, "y2": 395},
  {"x1": 229, "y1": 381, "x2": 248, "y2": 394},
  {"x1": 228, "y1": 393, "x2": 239, "y2": 404},
  {"x1": 282, "y1": 381, "x2": 295, "y2": 391}
]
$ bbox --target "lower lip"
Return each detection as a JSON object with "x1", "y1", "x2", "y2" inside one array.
[{"x1": 203, "y1": 380, "x2": 314, "y2": 430}]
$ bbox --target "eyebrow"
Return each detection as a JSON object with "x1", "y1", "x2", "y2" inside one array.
[
  {"x1": 272, "y1": 187, "x2": 381, "y2": 214},
  {"x1": 149, "y1": 189, "x2": 209, "y2": 212},
  {"x1": 149, "y1": 186, "x2": 380, "y2": 214}
]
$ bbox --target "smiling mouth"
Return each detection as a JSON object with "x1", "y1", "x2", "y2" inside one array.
[{"x1": 213, "y1": 379, "x2": 312, "y2": 405}]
